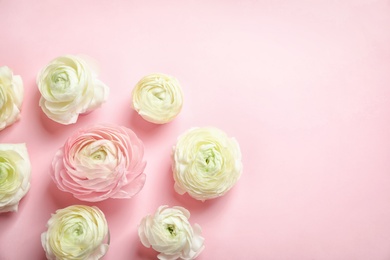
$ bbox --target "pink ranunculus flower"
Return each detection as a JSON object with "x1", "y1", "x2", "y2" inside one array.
[{"x1": 51, "y1": 124, "x2": 146, "y2": 202}]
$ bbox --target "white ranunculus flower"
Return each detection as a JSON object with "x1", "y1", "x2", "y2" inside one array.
[
  {"x1": 138, "y1": 205, "x2": 204, "y2": 260},
  {"x1": 0, "y1": 143, "x2": 31, "y2": 213},
  {"x1": 41, "y1": 205, "x2": 109, "y2": 260},
  {"x1": 173, "y1": 127, "x2": 242, "y2": 201},
  {"x1": 0, "y1": 66, "x2": 24, "y2": 130},
  {"x1": 132, "y1": 73, "x2": 183, "y2": 124},
  {"x1": 37, "y1": 55, "x2": 109, "y2": 124}
]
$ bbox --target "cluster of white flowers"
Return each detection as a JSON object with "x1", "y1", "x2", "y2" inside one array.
[{"x1": 2, "y1": 55, "x2": 244, "y2": 260}]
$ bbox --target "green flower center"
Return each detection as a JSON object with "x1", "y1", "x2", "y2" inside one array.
[
  {"x1": 64, "y1": 222, "x2": 85, "y2": 242},
  {"x1": 51, "y1": 71, "x2": 70, "y2": 92},
  {"x1": 0, "y1": 157, "x2": 15, "y2": 186},
  {"x1": 196, "y1": 143, "x2": 223, "y2": 174},
  {"x1": 166, "y1": 224, "x2": 176, "y2": 236},
  {"x1": 90, "y1": 149, "x2": 107, "y2": 161},
  {"x1": 73, "y1": 224, "x2": 84, "y2": 236},
  {"x1": 151, "y1": 87, "x2": 166, "y2": 101}
]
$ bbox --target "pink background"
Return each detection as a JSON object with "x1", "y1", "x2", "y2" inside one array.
[{"x1": 1, "y1": 0, "x2": 390, "y2": 259}]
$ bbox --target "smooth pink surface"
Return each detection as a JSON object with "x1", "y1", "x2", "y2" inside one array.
[{"x1": 1, "y1": 0, "x2": 390, "y2": 259}]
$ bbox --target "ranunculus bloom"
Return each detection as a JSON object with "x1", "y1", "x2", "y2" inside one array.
[
  {"x1": 0, "y1": 66, "x2": 23, "y2": 130},
  {"x1": 132, "y1": 73, "x2": 183, "y2": 124},
  {"x1": 138, "y1": 205, "x2": 204, "y2": 260},
  {"x1": 37, "y1": 55, "x2": 109, "y2": 124},
  {"x1": 172, "y1": 127, "x2": 242, "y2": 201},
  {"x1": 51, "y1": 124, "x2": 146, "y2": 202},
  {"x1": 41, "y1": 205, "x2": 109, "y2": 260},
  {"x1": 0, "y1": 143, "x2": 31, "y2": 213}
]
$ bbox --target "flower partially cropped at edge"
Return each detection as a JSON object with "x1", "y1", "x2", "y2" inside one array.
[
  {"x1": 132, "y1": 73, "x2": 183, "y2": 124},
  {"x1": 0, "y1": 143, "x2": 31, "y2": 213},
  {"x1": 41, "y1": 205, "x2": 109, "y2": 260},
  {"x1": 0, "y1": 66, "x2": 24, "y2": 131},
  {"x1": 51, "y1": 124, "x2": 146, "y2": 202},
  {"x1": 138, "y1": 205, "x2": 205, "y2": 260},
  {"x1": 37, "y1": 55, "x2": 109, "y2": 124},
  {"x1": 172, "y1": 127, "x2": 242, "y2": 201}
]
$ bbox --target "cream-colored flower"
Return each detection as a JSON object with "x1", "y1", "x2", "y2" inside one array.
[
  {"x1": 138, "y1": 205, "x2": 204, "y2": 260},
  {"x1": 37, "y1": 55, "x2": 109, "y2": 124},
  {"x1": 41, "y1": 205, "x2": 109, "y2": 260},
  {"x1": 0, "y1": 66, "x2": 23, "y2": 130},
  {"x1": 132, "y1": 73, "x2": 183, "y2": 124},
  {"x1": 0, "y1": 143, "x2": 31, "y2": 213},
  {"x1": 172, "y1": 127, "x2": 242, "y2": 201}
]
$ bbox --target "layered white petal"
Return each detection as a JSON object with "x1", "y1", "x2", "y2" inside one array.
[
  {"x1": 0, "y1": 66, "x2": 24, "y2": 130},
  {"x1": 41, "y1": 205, "x2": 109, "y2": 260},
  {"x1": 172, "y1": 127, "x2": 242, "y2": 201},
  {"x1": 0, "y1": 143, "x2": 31, "y2": 213},
  {"x1": 138, "y1": 206, "x2": 205, "y2": 260},
  {"x1": 37, "y1": 55, "x2": 109, "y2": 125},
  {"x1": 132, "y1": 73, "x2": 183, "y2": 124}
]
